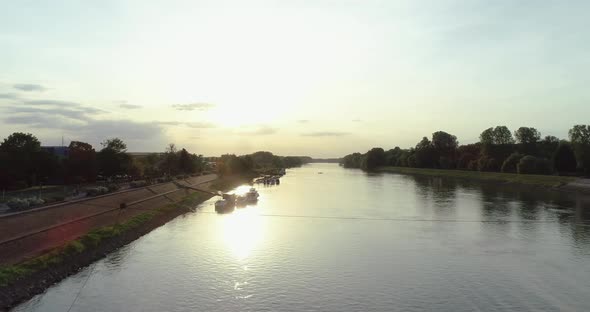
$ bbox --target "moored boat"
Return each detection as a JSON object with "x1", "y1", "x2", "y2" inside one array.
[
  {"x1": 246, "y1": 187, "x2": 259, "y2": 201},
  {"x1": 215, "y1": 199, "x2": 230, "y2": 211}
]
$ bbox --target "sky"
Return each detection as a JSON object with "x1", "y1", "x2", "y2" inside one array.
[{"x1": 1, "y1": 0, "x2": 589, "y2": 157}]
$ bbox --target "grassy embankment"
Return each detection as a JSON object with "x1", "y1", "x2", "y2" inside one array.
[
  {"x1": 0, "y1": 175, "x2": 245, "y2": 289},
  {"x1": 377, "y1": 166, "x2": 577, "y2": 188},
  {"x1": 0, "y1": 192, "x2": 203, "y2": 287}
]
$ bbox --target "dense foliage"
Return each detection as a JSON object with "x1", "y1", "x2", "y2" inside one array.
[
  {"x1": 0, "y1": 131, "x2": 312, "y2": 190},
  {"x1": 0, "y1": 133, "x2": 208, "y2": 190},
  {"x1": 341, "y1": 125, "x2": 590, "y2": 177},
  {"x1": 214, "y1": 151, "x2": 310, "y2": 176}
]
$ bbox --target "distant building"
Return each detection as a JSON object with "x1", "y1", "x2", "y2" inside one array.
[{"x1": 42, "y1": 146, "x2": 69, "y2": 158}]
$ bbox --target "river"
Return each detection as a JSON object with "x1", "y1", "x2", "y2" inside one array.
[{"x1": 13, "y1": 163, "x2": 590, "y2": 311}]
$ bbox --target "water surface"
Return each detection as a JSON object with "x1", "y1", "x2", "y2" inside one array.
[{"x1": 14, "y1": 163, "x2": 590, "y2": 311}]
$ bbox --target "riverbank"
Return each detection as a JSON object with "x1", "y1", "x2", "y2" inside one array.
[
  {"x1": 375, "y1": 166, "x2": 587, "y2": 189},
  {"x1": 0, "y1": 175, "x2": 246, "y2": 311}
]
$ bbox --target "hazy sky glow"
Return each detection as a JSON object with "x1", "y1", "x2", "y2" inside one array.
[{"x1": 1, "y1": 0, "x2": 589, "y2": 157}]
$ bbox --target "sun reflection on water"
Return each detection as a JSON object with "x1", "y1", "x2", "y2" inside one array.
[{"x1": 219, "y1": 194, "x2": 266, "y2": 261}]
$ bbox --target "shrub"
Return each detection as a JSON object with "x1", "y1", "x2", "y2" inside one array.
[
  {"x1": 7, "y1": 198, "x2": 29, "y2": 210},
  {"x1": 86, "y1": 186, "x2": 108, "y2": 196},
  {"x1": 28, "y1": 198, "x2": 45, "y2": 207},
  {"x1": 517, "y1": 156, "x2": 553, "y2": 175},
  {"x1": 107, "y1": 183, "x2": 120, "y2": 192},
  {"x1": 6, "y1": 197, "x2": 45, "y2": 211},
  {"x1": 501, "y1": 153, "x2": 524, "y2": 173},
  {"x1": 52, "y1": 195, "x2": 65, "y2": 202},
  {"x1": 130, "y1": 180, "x2": 148, "y2": 188},
  {"x1": 477, "y1": 156, "x2": 499, "y2": 172},
  {"x1": 553, "y1": 143, "x2": 577, "y2": 174}
]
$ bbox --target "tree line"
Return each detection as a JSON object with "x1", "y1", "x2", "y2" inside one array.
[
  {"x1": 214, "y1": 151, "x2": 309, "y2": 176},
  {"x1": 341, "y1": 125, "x2": 590, "y2": 176},
  {"x1": 0, "y1": 132, "x2": 210, "y2": 190},
  {"x1": 0, "y1": 132, "x2": 311, "y2": 190}
]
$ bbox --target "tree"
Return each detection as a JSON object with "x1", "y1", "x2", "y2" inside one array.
[
  {"x1": 480, "y1": 126, "x2": 514, "y2": 145},
  {"x1": 553, "y1": 143, "x2": 577, "y2": 174},
  {"x1": 514, "y1": 127, "x2": 541, "y2": 144},
  {"x1": 414, "y1": 137, "x2": 436, "y2": 168},
  {"x1": 569, "y1": 125, "x2": 590, "y2": 174},
  {"x1": 101, "y1": 138, "x2": 127, "y2": 153},
  {"x1": 517, "y1": 156, "x2": 552, "y2": 175},
  {"x1": 97, "y1": 138, "x2": 132, "y2": 178},
  {"x1": 493, "y1": 126, "x2": 514, "y2": 145},
  {"x1": 432, "y1": 131, "x2": 458, "y2": 168},
  {"x1": 341, "y1": 153, "x2": 363, "y2": 168},
  {"x1": 456, "y1": 144, "x2": 481, "y2": 170},
  {"x1": 0, "y1": 133, "x2": 47, "y2": 188},
  {"x1": 361, "y1": 147, "x2": 386, "y2": 171},
  {"x1": 431, "y1": 131, "x2": 458, "y2": 154},
  {"x1": 543, "y1": 136, "x2": 559, "y2": 144},
  {"x1": 0, "y1": 132, "x2": 41, "y2": 152},
  {"x1": 160, "y1": 143, "x2": 179, "y2": 175},
  {"x1": 178, "y1": 148, "x2": 195, "y2": 173},
  {"x1": 479, "y1": 128, "x2": 495, "y2": 145},
  {"x1": 569, "y1": 125, "x2": 590, "y2": 145},
  {"x1": 501, "y1": 153, "x2": 524, "y2": 173},
  {"x1": 66, "y1": 141, "x2": 97, "y2": 183},
  {"x1": 477, "y1": 156, "x2": 499, "y2": 172}
]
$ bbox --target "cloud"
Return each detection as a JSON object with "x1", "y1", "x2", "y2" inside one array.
[
  {"x1": 21, "y1": 99, "x2": 105, "y2": 114},
  {"x1": 13, "y1": 83, "x2": 46, "y2": 92},
  {"x1": 2, "y1": 110, "x2": 165, "y2": 148},
  {"x1": 24, "y1": 99, "x2": 82, "y2": 107},
  {"x1": 120, "y1": 103, "x2": 142, "y2": 109},
  {"x1": 156, "y1": 121, "x2": 216, "y2": 128},
  {"x1": 1, "y1": 96, "x2": 165, "y2": 151},
  {"x1": 171, "y1": 102, "x2": 215, "y2": 111},
  {"x1": 185, "y1": 122, "x2": 215, "y2": 128},
  {"x1": 0, "y1": 93, "x2": 19, "y2": 100},
  {"x1": 4, "y1": 106, "x2": 94, "y2": 121},
  {"x1": 297, "y1": 119, "x2": 310, "y2": 123},
  {"x1": 301, "y1": 131, "x2": 350, "y2": 137},
  {"x1": 157, "y1": 121, "x2": 182, "y2": 126},
  {"x1": 238, "y1": 125, "x2": 278, "y2": 135}
]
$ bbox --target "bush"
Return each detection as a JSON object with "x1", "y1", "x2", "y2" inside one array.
[
  {"x1": 517, "y1": 156, "x2": 553, "y2": 175},
  {"x1": 553, "y1": 143, "x2": 577, "y2": 174},
  {"x1": 7, "y1": 198, "x2": 29, "y2": 210},
  {"x1": 107, "y1": 183, "x2": 121, "y2": 192},
  {"x1": 477, "y1": 156, "x2": 499, "y2": 172},
  {"x1": 501, "y1": 153, "x2": 524, "y2": 173},
  {"x1": 130, "y1": 180, "x2": 148, "y2": 188},
  {"x1": 6, "y1": 197, "x2": 45, "y2": 211},
  {"x1": 86, "y1": 186, "x2": 108, "y2": 196},
  {"x1": 28, "y1": 197, "x2": 44, "y2": 206},
  {"x1": 52, "y1": 195, "x2": 65, "y2": 202}
]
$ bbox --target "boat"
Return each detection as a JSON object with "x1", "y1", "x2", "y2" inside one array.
[
  {"x1": 215, "y1": 199, "x2": 229, "y2": 211},
  {"x1": 216, "y1": 194, "x2": 237, "y2": 212},
  {"x1": 236, "y1": 195, "x2": 248, "y2": 206},
  {"x1": 246, "y1": 187, "x2": 259, "y2": 201}
]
